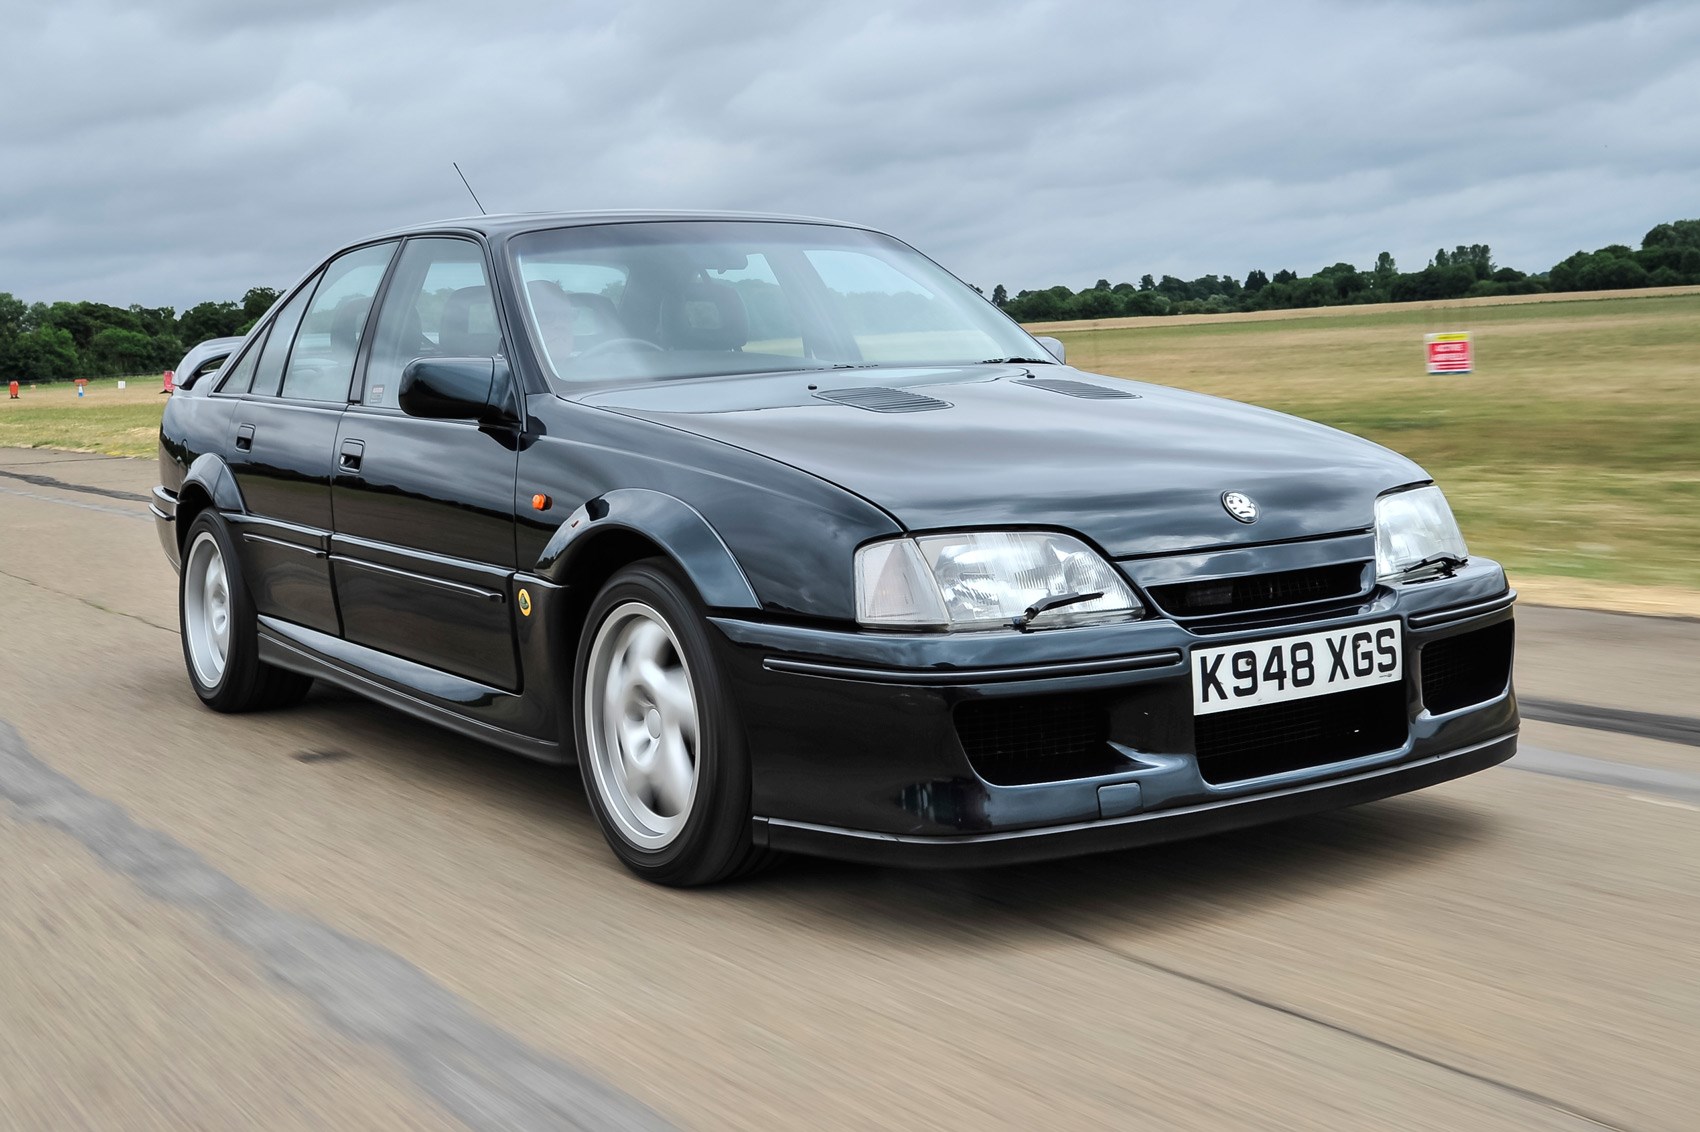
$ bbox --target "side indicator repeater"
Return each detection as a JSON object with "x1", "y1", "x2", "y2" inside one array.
[{"x1": 531, "y1": 493, "x2": 551, "y2": 512}]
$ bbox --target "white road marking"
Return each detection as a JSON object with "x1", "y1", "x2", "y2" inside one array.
[
  {"x1": 1509, "y1": 745, "x2": 1700, "y2": 804},
  {"x1": 1628, "y1": 794, "x2": 1700, "y2": 813}
]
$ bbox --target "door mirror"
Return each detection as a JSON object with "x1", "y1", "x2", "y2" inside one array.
[
  {"x1": 398, "y1": 357, "x2": 514, "y2": 424},
  {"x1": 1034, "y1": 336, "x2": 1066, "y2": 364}
]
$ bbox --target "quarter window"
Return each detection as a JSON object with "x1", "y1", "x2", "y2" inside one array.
[
  {"x1": 250, "y1": 276, "x2": 318, "y2": 398},
  {"x1": 216, "y1": 337, "x2": 263, "y2": 394}
]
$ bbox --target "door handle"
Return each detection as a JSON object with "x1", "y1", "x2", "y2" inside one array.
[
  {"x1": 339, "y1": 438, "x2": 365, "y2": 472},
  {"x1": 235, "y1": 423, "x2": 255, "y2": 452}
]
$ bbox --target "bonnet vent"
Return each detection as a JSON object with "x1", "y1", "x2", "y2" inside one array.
[
  {"x1": 1020, "y1": 378, "x2": 1139, "y2": 400},
  {"x1": 813, "y1": 386, "x2": 953, "y2": 413}
]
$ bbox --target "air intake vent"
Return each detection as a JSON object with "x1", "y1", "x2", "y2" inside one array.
[
  {"x1": 1021, "y1": 378, "x2": 1139, "y2": 400},
  {"x1": 954, "y1": 694, "x2": 1124, "y2": 785},
  {"x1": 1421, "y1": 621, "x2": 1514, "y2": 715},
  {"x1": 814, "y1": 386, "x2": 952, "y2": 413},
  {"x1": 1193, "y1": 683, "x2": 1408, "y2": 784}
]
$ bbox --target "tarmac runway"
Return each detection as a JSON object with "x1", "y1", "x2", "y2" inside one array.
[{"x1": 1, "y1": 446, "x2": 1696, "y2": 1131}]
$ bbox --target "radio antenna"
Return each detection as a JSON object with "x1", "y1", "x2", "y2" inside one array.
[{"x1": 452, "y1": 162, "x2": 488, "y2": 215}]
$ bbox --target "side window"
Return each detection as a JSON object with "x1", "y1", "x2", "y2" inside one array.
[
  {"x1": 280, "y1": 242, "x2": 397, "y2": 403},
  {"x1": 216, "y1": 336, "x2": 264, "y2": 394},
  {"x1": 361, "y1": 238, "x2": 492, "y2": 410},
  {"x1": 251, "y1": 275, "x2": 319, "y2": 397}
]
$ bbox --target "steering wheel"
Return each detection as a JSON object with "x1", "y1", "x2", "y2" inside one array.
[{"x1": 579, "y1": 337, "x2": 664, "y2": 359}]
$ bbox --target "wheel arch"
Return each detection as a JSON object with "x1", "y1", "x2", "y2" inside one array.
[
  {"x1": 175, "y1": 454, "x2": 246, "y2": 550},
  {"x1": 534, "y1": 488, "x2": 760, "y2": 610},
  {"x1": 532, "y1": 490, "x2": 760, "y2": 708}
]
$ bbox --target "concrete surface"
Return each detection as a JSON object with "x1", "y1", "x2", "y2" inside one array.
[{"x1": 0, "y1": 449, "x2": 1695, "y2": 1131}]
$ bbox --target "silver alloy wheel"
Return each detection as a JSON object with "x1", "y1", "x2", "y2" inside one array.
[
  {"x1": 583, "y1": 600, "x2": 701, "y2": 850},
  {"x1": 183, "y1": 530, "x2": 232, "y2": 688}
]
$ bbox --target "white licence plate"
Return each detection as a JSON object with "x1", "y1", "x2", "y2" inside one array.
[{"x1": 1192, "y1": 620, "x2": 1403, "y2": 715}]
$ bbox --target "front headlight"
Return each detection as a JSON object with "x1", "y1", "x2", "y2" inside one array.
[
  {"x1": 855, "y1": 531, "x2": 1143, "y2": 630},
  {"x1": 1375, "y1": 485, "x2": 1468, "y2": 579}
]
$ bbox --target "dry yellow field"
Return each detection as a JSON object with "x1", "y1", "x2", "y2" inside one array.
[{"x1": 1023, "y1": 281, "x2": 1700, "y2": 334}]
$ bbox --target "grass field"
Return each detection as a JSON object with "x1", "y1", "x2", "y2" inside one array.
[
  {"x1": 0, "y1": 377, "x2": 168, "y2": 459},
  {"x1": 1052, "y1": 291, "x2": 1700, "y2": 602},
  {"x1": 4, "y1": 291, "x2": 1698, "y2": 606}
]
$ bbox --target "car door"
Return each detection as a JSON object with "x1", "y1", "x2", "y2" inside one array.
[
  {"x1": 329, "y1": 236, "x2": 523, "y2": 690},
  {"x1": 217, "y1": 242, "x2": 396, "y2": 635}
]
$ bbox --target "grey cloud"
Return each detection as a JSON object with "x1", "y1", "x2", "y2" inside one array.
[{"x1": 2, "y1": 0, "x2": 1697, "y2": 309}]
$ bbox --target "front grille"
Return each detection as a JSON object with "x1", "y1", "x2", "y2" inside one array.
[
  {"x1": 954, "y1": 695, "x2": 1123, "y2": 785},
  {"x1": 1422, "y1": 621, "x2": 1514, "y2": 714},
  {"x1": 1149, "y1": 563, "x2": 1368, "y2": 620},
  {"x1": 1193, "y1": 683, "x2": 1408, "y2": 784}
]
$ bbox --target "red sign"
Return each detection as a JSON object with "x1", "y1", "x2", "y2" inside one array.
[{"x1": 1425, "y1": 332, "x2": 1472, "y2": 375}]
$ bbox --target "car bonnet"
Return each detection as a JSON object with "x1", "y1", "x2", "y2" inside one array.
[{"x1": 577, "y1": 366, "x2": 1427, "y2": 558}]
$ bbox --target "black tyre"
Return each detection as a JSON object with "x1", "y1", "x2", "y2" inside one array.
[
  {"x1": 178, "y1": 510, "x2": 312, "y2": 713},
  {"x1": 573, "y1": 558, "x2": 771, "y2": 886}
]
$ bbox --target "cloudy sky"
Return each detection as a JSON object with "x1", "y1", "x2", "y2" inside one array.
[{"x1": 2, "y1": 0, "x2": 1696, "y2": 310}]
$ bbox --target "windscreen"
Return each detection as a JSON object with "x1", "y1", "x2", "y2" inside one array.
[{"x1": 508, "y1": 221, "x2": 1046, "y2": 386}]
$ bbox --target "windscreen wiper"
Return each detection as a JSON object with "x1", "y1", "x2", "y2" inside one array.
[
  {"x1": 1399, "y1": 553, "x2": 1468, "y2": 578},
  {"x1": 1014, "y1": 590, "x2": 1105, "y2": 631},
  {"x1": 978, "y1": 356, "x2": 1056, "y2": 365}
]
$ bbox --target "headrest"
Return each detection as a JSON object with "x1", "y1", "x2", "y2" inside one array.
[
  {"x1": 661, "y1": 279, "x2": 747, "y2": 351},
  {"x1": 438, "y1": 285, "x2": 501, "y2": 356},
  {"x1": 526, "y1": 279, "x2": 596, "y2": 335},
  {"x1": 561, "y1": 291, "x2": 624, "y2": 338},
  {"x1": 329, "y1": 295, "x2": 372, "y2": 355}
]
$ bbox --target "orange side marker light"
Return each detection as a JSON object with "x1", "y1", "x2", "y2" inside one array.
[{"x1": 532, "y1": 493, "x2": 551, "y2": 511}]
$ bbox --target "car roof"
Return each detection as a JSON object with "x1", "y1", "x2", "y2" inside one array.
[{"x1": 358, "y1": 209, "x2": 878, "y2": 244}]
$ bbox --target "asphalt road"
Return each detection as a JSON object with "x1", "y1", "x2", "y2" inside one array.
[{"x1": 1, "y1": 447, "x2": 1696, "y2": 1131}]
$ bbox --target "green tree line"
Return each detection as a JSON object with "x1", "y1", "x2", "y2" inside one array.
[
  {"x1": 992, "y1": 218, "x2": 1700, "y2": 322},
  {"x1": 0, "y1": 287, "x2": 279, "y2": 382},
  {"x1": 5, "y1": 217, "x2": 1697, "y2": 379}
]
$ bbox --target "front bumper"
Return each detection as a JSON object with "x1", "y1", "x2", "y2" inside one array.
[
  {"x1": 710, "y1": 557, "x2": 1519, "y2": 866},
  {"x1": 755, "y1": 732, "x2": 1515, "y2": 867}
]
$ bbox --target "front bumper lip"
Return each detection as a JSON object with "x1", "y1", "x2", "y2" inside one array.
[{"x1": 755, "y1": 731, "x2": 1517, "y2": 868}]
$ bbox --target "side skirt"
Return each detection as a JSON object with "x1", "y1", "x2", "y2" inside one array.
[{"x1": 257, "y1": 616, "x2": 569, "y2": 764}]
